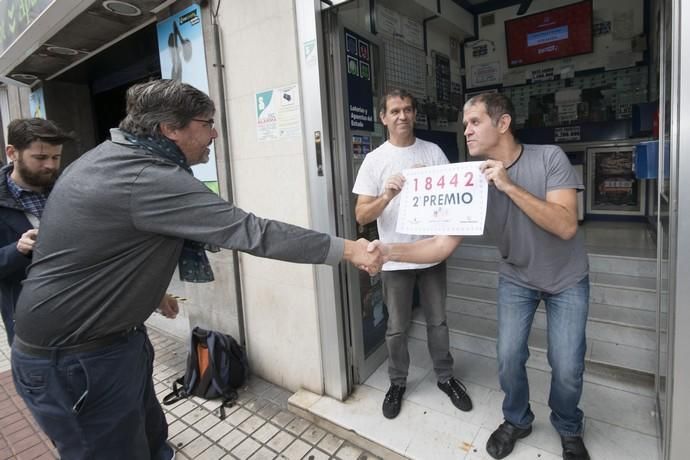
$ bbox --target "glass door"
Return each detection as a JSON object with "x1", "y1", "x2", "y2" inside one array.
[
  {"x1": 655, "y1": 0, "x2": 674, "y2": 453},
  {"x1": 657, "y1": 0, "x2": 690, "y2": 456},
  {"x1": 323, "y1": 7, "x2": 389, "y2": 383}
]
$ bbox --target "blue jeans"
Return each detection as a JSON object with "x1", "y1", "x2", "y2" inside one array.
[
  {"x1": 11, "y1": 328, "x2": 174, "y2": 460},
  {"x1": 497, "y1": 275, "x2": 589, "y2": 437}
]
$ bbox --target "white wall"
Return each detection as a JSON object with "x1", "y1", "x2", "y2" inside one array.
[
  {"x1": 215, "y1": 1, "x2": 324, "y2": 393},
  {"x1": 465, "y1": 0, "x2": 645, "y2": 88}
]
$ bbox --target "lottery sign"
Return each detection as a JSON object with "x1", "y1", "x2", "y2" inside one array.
[{"x1": 396, "y1": 162, "x2": 487, "y2": 235}]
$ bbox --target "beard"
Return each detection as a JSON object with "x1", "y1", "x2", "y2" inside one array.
[{"x1": 14, "y1": 158, "x2": 58, "y2": 188}]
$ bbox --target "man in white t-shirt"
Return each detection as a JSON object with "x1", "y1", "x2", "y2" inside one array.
[{"x1": 352, "y1": 89, "x2": 473, "y2": 419}]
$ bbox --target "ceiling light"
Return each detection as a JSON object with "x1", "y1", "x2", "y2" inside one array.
[
  {"x1": 46, "y1": 46, "x2": 79, "y2": 56},
  {"x1": 9, "y1": 73, "x2": 38, "y2": 81},
  {"x1": 102, "y1": 1, "x2": 142, "y2": 16}
]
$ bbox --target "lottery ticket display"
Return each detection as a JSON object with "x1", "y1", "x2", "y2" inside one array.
[{"x1": 396, "y1": 162, "x2": 488, "y2": 235}]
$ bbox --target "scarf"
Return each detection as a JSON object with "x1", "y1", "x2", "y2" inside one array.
[{"x1": 123, "y1": 131, "x2": 216, "y2": 283}]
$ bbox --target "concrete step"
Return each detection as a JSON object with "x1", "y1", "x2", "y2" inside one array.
[
  {"x1": 450, "y1": 244, "x2": 658, "y2": 278},
  {"x1": 409, "y1": 309, "x2": 657, "y2": 374},
  {"x1": 589, "y1": 253, "x2": 658, "y2": 278},
  {"x1": 447, "y1": 277, "x2": 657, "y2": 311},
  {"x1": 448, "y1": 258, "x2": 657, "y2": 290},
  {"x1": 446, "y1": 296, "x2": 658, "y2": 334},
  {"x1": 442, "y1": 239, "x2": 658, "y2": 375}
]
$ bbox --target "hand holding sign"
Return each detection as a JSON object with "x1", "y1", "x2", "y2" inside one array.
[
  {"x1": 382, "y1": 173, "x2": 406, "y2": 201},
  {"x1": 396, "y1": 162, "x2": 488, "y2": 235}
]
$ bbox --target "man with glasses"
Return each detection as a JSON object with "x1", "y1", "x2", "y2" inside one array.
[{"x1": 11, "y1": 79, "x2": 382, "y2": 460}]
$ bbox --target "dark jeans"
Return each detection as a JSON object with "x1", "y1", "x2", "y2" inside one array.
[
  {"x1": 381, "y1": 262, "x2": 453, "y2": 386},
  {"x1": 11, "y1": 328, "x2": 173, "y2": 460},
  {"x1": 497, "y1": 275, "x2": 590, "y2": 436}
]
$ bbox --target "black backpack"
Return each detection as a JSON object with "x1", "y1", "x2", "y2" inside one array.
[{"x1": 163, "y1": 327, "x2": 249, "y2": 419}]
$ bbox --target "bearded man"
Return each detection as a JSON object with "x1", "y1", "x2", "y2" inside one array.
[{"x1": 0, "y1": 118, "x2": 72, "y2": 345}]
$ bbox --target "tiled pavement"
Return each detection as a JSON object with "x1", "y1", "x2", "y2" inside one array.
[
  {"x1": 0, "y1": 325, "x2": 380, "y2": 460},
  {"x1": 0, "y1": 333, "x2": 57, "y2": 460}
]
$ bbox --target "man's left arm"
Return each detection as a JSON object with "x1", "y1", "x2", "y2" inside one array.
[
  {"x1": 130, "y1": 167, "x2": 383, "y2": 273},
  {"x1": 481, "y1": 160, "x2": 578, "y2": 240}
]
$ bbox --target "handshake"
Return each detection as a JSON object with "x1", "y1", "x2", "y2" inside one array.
[{"x1": 343, "y1": 238, "x2": 389, "y2": 275}]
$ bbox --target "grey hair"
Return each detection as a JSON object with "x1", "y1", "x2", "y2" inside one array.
[
  {"x1": 119, "y1": 79, "x2": 215, "y2": 136},
  {"x1": 464, "y1": 92, "x2": 516, "y2": 136}
]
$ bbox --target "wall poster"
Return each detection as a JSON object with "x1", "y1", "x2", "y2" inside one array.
[
  {"x1": 255, "y1": 85, "x2": 301, "y2": 142},
  {"x1": 396, "y1": 163, "x2": 488, "y2": 236},
  {"x1": 157, "y1": 4, "x2": 218, "y2": 189},
  {"x1": 29, "y1": 87, "x2": 46, "y2": 119},
  {"x1": 470, "y1": 61, "x2": 501, "y2": 88},
  {"x1": 345, "y1": 29, "x2": 374, "y2": 132}
]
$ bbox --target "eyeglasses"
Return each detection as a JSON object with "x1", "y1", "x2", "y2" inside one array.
[{"x1": 191, "y1": 118, "x2": 215, "y2": 129}]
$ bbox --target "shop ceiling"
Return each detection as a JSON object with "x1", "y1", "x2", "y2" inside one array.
[
  {"x1": 4, "y1": 0, "x2": 173, "y2": 85},
  {"x1": 6, "y1": 0, "x2": 531, "y2": 86},
  {"x1": 452, "y1": 0, "x2": 531, "y2": 15}
]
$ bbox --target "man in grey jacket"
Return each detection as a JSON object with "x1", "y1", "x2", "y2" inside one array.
[{"x1": 11, "y1": 79, "x2": 381, "y2": 460}]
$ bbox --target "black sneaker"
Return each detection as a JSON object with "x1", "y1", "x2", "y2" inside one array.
[
  {"x1": 437, "y1": 377, "x2": 473, "y2": 411},
  {"x1": 486, "y1": 421, "x2": 532, "y2": 459},
  {"x1": 561, "y1": 435, "x2": 590, "y2": 460},
  {"x1": 382, "y1": 383, "x2": 405, "y2": 419}
]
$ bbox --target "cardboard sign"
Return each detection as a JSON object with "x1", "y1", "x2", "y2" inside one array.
[{"x1": 396, "y1": 162, "x2": 488, "y2": 235}]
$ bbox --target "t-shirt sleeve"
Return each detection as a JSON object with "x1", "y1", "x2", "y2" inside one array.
[
  {"x1": 352, "y1": 157, "x2": 379, "y2": 196},
  {"x1": 130, "y1": 164, "x2": 340, "y2": 265},
  {"x1": 545, "y1": 146, "x2": 584, "y2": 192},
  {"x1": 432, "y1": 143, "x2": 450, "y2": 165}
]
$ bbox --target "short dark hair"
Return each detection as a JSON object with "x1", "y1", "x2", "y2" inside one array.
[
  {"x1": 119, "y1": 79, "x2": 215, "y2": 137},
  {"x1": 379, "y1": 88, "x2": 417, "y2": 114},
  {"x1": 7, "y1": 118, "x2": 73, "y2": 151},
  {"x1": 464, "y1": 92, "x2": 516, "y2": 135}
]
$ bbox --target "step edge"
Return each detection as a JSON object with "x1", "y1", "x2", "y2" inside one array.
[{"x1": 413, "y1": 317, "x2": 658, "y2": 351}]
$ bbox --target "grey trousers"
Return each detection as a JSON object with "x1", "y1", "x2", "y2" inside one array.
[{"x1": 381, "y1": 262, "x2": 453, "y2": 386}]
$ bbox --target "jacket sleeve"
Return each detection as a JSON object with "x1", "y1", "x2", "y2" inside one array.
[
  {"x1": 129, "y1": 164, "x2": 344, "y2": 266},
  {"x1": 0, "y1": 240, "x2": 31, "y2": 279}
]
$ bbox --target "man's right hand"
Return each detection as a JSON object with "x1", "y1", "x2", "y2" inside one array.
[
  {"x1": 344, "y1": 238, "x2": 383, "y2": 275},
  {"x1": 16, "y1": 229, "x2": 38, "y2": 255},
  {"x1": 367, "y1": 240, "x2": 390, "y2": 264},
  {"x1": 381, "y1": 173, "x2": 405, "y2": 201}
]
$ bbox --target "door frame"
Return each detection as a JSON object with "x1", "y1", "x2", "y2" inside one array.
[
  {"x1": 322, "y1": 9, "x2": 390, "y2": 383},
  {"x1": 294, "y1": 0, "x2": 353, "y2": 400},
  {"x1": 661, "y1": 0, "x2": 690, "y2": 458}
]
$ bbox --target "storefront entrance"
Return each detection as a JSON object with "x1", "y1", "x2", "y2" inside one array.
[{"x1": 304, "y1": 0, "x2": 690, "y2": 457}]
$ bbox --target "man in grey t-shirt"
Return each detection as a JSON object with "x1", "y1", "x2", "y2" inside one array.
[{"x1": 370, "y1": 93, "x2": 590, "y2": 460}]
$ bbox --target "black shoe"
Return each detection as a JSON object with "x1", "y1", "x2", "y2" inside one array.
[
  {"x1": 382, "y1": 384, "x2": 405, "y2": 419},
  {"x1": 561, "y1": 435, "x2": 590, "y2": 460},
  {"x1": 437, "y1": 377, "x2": 473, "y2": 411},
  {"x1": 486, "y1": 421, "x2": 532, "y2": 459}
]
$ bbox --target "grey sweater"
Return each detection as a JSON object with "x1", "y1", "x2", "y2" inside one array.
[{"x1": 15, "y1": 130, "x2": 343, "y2": 347}]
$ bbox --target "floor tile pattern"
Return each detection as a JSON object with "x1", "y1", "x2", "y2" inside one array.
[{"x1": 0, "y1": 326, "x2": 378, "y2": 460}]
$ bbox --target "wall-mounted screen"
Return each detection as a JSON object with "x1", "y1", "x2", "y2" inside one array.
[{"x1": 505, "y1": 0, "x2": 593, "y2": 68}]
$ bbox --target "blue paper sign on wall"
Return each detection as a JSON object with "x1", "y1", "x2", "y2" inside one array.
[{"x1": 345, "y1": 29, "x2": 374, "y2": 132}]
